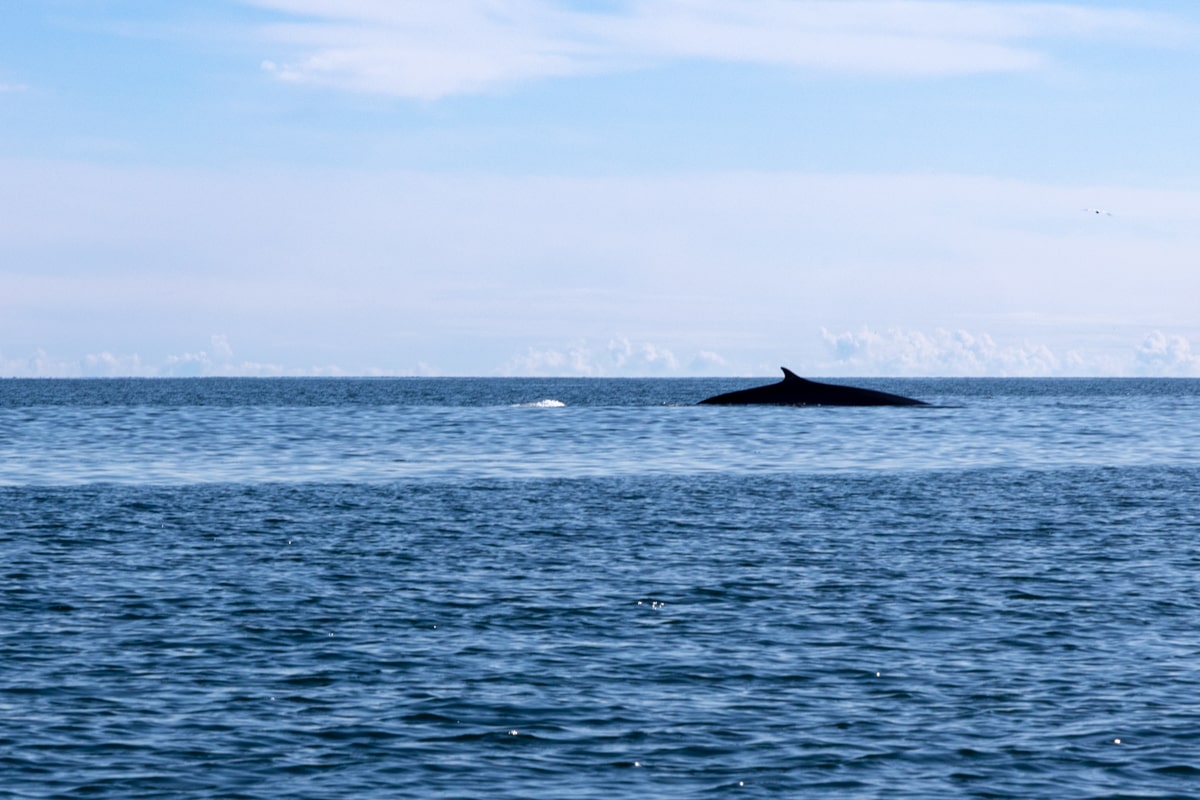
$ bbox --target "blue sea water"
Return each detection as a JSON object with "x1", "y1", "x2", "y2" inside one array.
[{"x1": 1, "y1": 377, "x2": 1198, "y2": 798}]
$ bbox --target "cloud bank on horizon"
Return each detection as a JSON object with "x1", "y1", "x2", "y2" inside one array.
[
  {"x1": 4, "y1": 327, "x2": 1199, "y2": 379},
  {"x1": 2, "y1": 1, "x2": 1199, "y2": 377}
]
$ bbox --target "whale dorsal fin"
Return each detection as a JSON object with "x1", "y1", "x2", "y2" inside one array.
[{"x1": 781, "y1": 367, "x2": 807, "y2": 382}]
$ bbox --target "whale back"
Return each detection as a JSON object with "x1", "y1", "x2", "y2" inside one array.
[{"x1": 699, "y1": 367, "x2": 926, "y2": 406}]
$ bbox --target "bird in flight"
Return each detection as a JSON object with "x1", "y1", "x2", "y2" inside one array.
[{"x1": 1083, "y1": 208, "x2": 1113, "y2": 216}]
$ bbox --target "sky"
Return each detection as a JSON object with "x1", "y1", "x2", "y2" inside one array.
[{"x1": 2, "y1": 0, "x2": 1199, "y2": 377}]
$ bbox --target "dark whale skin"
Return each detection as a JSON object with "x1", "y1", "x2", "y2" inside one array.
[{"x1": 699, "y1": 368, "x2": 927, "y2": 407}]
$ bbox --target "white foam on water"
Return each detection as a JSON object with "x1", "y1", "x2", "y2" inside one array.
[{"x1": 514, "y1": 399, "x2": 566, "y2": 408}]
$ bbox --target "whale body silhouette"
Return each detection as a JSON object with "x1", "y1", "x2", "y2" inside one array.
[{"x1": 699, "y1": 368, "x2": 927, "y2": 406}]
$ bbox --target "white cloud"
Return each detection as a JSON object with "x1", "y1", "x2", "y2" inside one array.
[
  {"x1": 210, "y1": 334, "x2": 235, "y2": 362},
  {"x1": 0, "y1": 82, "x2": 29, "y2": 93},
  {"x1": 247, "y1": 0, "x2": 1177, "y2": 98},
  {"x1": 821, "y1": 326, "x2": 1063, "y2": 376},
  {"x1": 691, "y1": 351, "x2": 728, "y2": 371},
  {"x1": 162, "y1": 335, "x2": 293, "y2": 377},
  {"x1": 502, "y1": 337, "x2": 710, "y2": 376},
  {"x1": 1134, "y1": 331, "x2": 1200, "y2": 376},
  {"x1": 0, "y1": 336, "x2": 359, "y2": 378},
  {"x1": 607, "y1": 337, "x2": 679, "y2": 372},
  {"x1": 819, "y1": 326, "x2": 1200, "y2": 377},
  {"x1": 82, "y1": 351, "x2": 152, "y2": 377},
  {"x1": 505, "y1": 342, "x2": 599, "y2": 376},
  {"x1": 0, "y1": 349, "x2": 77, "y2": 378},
  {"x1": 0, "y1": 348, "x2": 154, "y2": 378},
  {"x1": 163, "y1": 349, "x2": 213, "y2": 376}
]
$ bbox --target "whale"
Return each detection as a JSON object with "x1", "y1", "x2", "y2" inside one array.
[{"x1": 699, "y1": 368, "x2": 927, "y2": 406}]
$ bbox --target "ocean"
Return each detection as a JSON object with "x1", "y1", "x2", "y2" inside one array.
[{"x1": 2, "y1": 377, "x2": 1198, "y2": 798}]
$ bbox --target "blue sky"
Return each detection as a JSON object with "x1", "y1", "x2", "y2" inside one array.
[{"x1": 3, "y1": 0, "x2": 1199, "y2": 376}]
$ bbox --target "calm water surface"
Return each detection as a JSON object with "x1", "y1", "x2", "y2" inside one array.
[{"x1": 1, "y1": 378, "x2": 1198, "y2": 798}]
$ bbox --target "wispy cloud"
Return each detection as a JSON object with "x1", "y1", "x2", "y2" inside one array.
[{"x1": 249, "y1": 0, "x2": 1176, "y2": 98}]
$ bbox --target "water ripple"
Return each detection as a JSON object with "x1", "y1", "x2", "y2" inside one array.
[{"x1": 1, "y1": 380, "x2": 1199, "y2": 797}]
